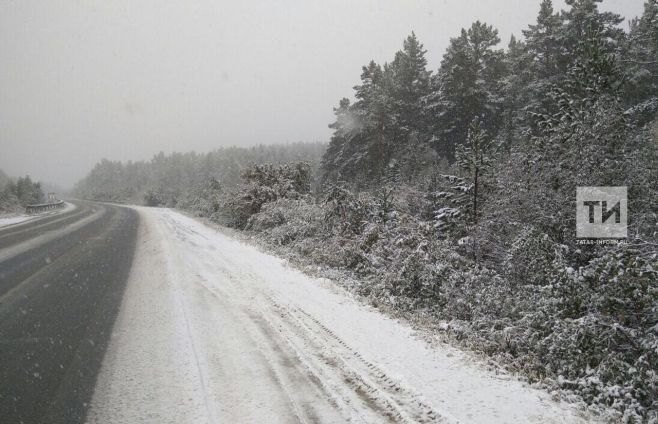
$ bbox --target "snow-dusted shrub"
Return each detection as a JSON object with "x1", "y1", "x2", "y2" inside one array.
[
  {"x1": 322, "y1": 185, "x2": 372, "y2": 235},
  {"x1": 143, "y1": 187, "x2": 178, "y2": 207},
  {"x1": 247, "y1": 198, "x2": 323, "y2": 246},
  {"x1": 241, "y1": 162, "x2": 312, "y2": 197},
  {"x1": 223, "y1": 162, "x2": 313, "y2": 228},
  {"x1": 312, "y1": 236, "x2": 369, "y2": 270},
  {"x1": 504, "y1": 227, "x2": 569, "y2": 286},
  {"x1": 376, "y1": 241, "x2": 440, "y2": 310},
  {"x1": 177, "y1": 177, "x2": 224, "y2": 218},
  {"x1": 365, "y1": 215, "x2": 441, "y2": 308},
  {"x1": 247, "y1": 202, "x2": 286, "y2": 231},
  {"x1": 521, "y1": 250, "x2": 658, "y2": 420}
]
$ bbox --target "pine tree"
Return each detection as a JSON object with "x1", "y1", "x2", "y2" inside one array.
[
  {"x1": 539, "y1": 27, "x2": 624, "y2": 137},
  {"x1": 519, "y1": 0, "x2": 565, "y2": 131},
  {"x1": 385, "y1": 32, "x2": 432, "y2": 136},
  {"x1": 321, "y1": 98, "x2": 363, "y2": 183},
  {"x1": 624, "y1": 0, "x2": 658, "y2": 110},
  {"x1": 455, "y1": 117, "x2": 492, "y2": 223},
  {"x1": 559, "y1": 0, "x2": 625, "y2": 63},
  {"x1": 500, "y1": 34, "x2": 529, "y2": 147},
  {"x1": 518, "y1": 28, "x2": 630, "y2": 246},
  {"x1": 431, "y1": 21, "x2": 506, "y2": 161},
  {"x1": 354, "y1": 60, "x2": 395, "y2": 183},
  {"x1": 13, "y1": 175, "x2": 43, "y2": 206},
  {"x1": 523, "y1": 0, "x2": 564, "y2": 80},
  {"x1": 322, "y1": 34, "x2": 433, "y2": 187}
]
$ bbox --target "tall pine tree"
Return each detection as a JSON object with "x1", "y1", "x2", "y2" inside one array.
[{"x1": 430, "y1": 21, "x2": 506, "y2": 161}]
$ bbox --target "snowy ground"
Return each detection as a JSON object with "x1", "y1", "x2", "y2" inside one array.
[
  {"x1": 0, "y1": 202, "x2": 75, "y2": 228},
  {"x1": 88, "y1": 207, "x2": 601, "y2": 424}
]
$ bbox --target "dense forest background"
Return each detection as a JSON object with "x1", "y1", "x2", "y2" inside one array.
[
  {"x1": 74, "y1": 142, "x2": 326, "y2": 205},
  {"x1": 75, "y1": 1, "x2": 658, "y2": 421},
  {"x1": 0, "y1": 169, "x2": 44, "y2": 213}
]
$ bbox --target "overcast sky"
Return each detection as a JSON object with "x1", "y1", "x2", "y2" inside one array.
[{"x1": 0, "y1": 0, "x2": 646, "y2": 188}]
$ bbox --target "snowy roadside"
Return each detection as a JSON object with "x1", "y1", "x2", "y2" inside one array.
[
  {"x1": 182, "y1": 209, "x2": 616, "y2": 420},
  {"x1": 89, "y1": 207, "x2": 604, "y2": 423},
  {"x1": 0, "y1": 201, "x2": 76, "y2": 229},
  {"x1": 0, "y1": 214, "x2": 34, "y2": 228}
]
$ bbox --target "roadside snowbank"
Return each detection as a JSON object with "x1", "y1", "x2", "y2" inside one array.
[
  {"x1": 0, "y1": 215, "x2": 33, "y2": 228},
  {"x1": 0, "y1": 202, "x2": 76, "y2": 229}
]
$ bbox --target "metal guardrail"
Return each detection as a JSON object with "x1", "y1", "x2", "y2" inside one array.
[{"x1": 25, "y1": 201, "x2": 65, "y2": 215}]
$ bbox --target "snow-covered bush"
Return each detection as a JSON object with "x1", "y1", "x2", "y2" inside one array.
[
  {"x1": 247, "y1": 198, "x2": 323, "y2": 246},
  {"x1": 504, "y1": 227, "x2": 569, "y2": 286},
  {"x1": 143, "y1": 187, "x2": 178, "y2": 207},
  {"x1": 223, "y1": 162, "x2": 312, "y2": 228},
  {"x1": 322, "y1": 185, "x2": 372, "y2": 235},
  {"x1": 177, "y1": 177, "x2": 224, "y2": 218}
]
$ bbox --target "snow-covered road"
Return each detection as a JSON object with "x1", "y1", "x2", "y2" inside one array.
[{"x1": 88, "y1": 207, "x2": 598, "y2": 424}]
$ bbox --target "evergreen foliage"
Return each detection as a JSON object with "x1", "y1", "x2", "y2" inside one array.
[{"x1": 0, "y1": 172, "x2": 44, "y2": 212}]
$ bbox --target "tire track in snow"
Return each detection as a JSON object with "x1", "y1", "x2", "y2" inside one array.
[
  {"x1": 180, "y1": 260, "x2": 349, "y2": 423},
  {"x1": 258, "y1": 298, "x2": 443, "y2": 423},
  {"x1": 154, "y1": 210, "x2": 343, "y2": 423},
  {"x1": 185, "y1": 241, "x2": 444, "y2": 423},
  {"x1": 156, "y1": 211, "x2": 222, "y2": 423},
  {"x1": 170, "y1": 280, "x2": 220, "y2": 424}
]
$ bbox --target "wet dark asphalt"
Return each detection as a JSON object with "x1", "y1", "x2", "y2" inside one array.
[{"x1": 0, "y1": 201, "x2": 139, "y2": 424}]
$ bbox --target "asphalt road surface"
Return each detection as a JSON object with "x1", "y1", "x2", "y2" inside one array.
[{"x1": 0, "y1": 201, "x2": 138, "y2": 424}]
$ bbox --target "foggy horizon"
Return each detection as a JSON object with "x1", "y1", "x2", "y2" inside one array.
[{"x1": 0, "y1": 0, "x2": 646, "y2": 189}]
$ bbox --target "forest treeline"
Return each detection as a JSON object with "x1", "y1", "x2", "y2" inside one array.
[
  {"x1": 74, "y1": 1, "x2": 658, "y2": 421},
  {"x1": 73, "y1": 142, "x2": 326, "y2": 205},
  {"x1": 0, "y1": 170, "x2": 44, "y2": 213}
]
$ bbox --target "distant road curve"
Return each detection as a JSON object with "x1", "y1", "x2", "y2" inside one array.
[{"x1": 0, "y1": 200, "x2": 138, "y2": 424}]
